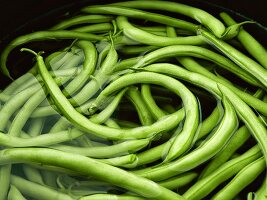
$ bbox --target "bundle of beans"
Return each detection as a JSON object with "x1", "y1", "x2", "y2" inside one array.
[{"x1": 0, "y1": 1, "x2": 267, "y2": 200}]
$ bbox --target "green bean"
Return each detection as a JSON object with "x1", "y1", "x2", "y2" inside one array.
[
  {"x1": 62, "y1": 41, "x2": 97, "y2": 96},
  {"x1": 177, "y1": 56, "x2": 234, "y2": 87},
  {"x1": 89, "y1": 88, "x2": 128, "y2": 123},
  {"x1": 0, "y1": 31, "x2": 103, "y2": 78},
  {"x1": 134, "y1": 96, "x2": 238, "y2": 181},
  {"x1": 196, "y1": 105, "x2": 222, "y2": 140},
  {"x1": 0, "y1": 92, "x2": 10, "y2": 102},
  {"x1": 10, "y1": 175, "x2": 74, "y2": 200},
  {"x1": 32, "y1": 48, "x2": 195, "y2": 140},
  {"x1": 141, "y1": 84, "x2": 166, "y2": 120},
  {"x1": 126, "y1": 86, "x2": 154, "y2": 125},
  {"x1": 118, "y1": 45, "x2": 159, "y2": 55},
  {"x1": 183, "y1": 145, "x2": 261, "y2": 199},
  {"x1": 79, "y1": 194, "x2": 145, "y2": 200},
  {"x1": 199, "y1": 89, "x2": 263, "y2": 179},
  {"x1": 104, "y1": 118, "x2": 121, "y2": 129},
  {"x1": 116, "y1": 16, "x2": 205, "y2": 46},
  {"x1": 27, "y1": 118, "x2": 45, "y2": 137},
  {"x1": 8, "y1": 89, "x2": 47, "y2": 137},
  {"x1": 0, "y1": 83, "x2": 42, "y2": 132},
  {"x1": 2, "y1": 73, "x2": 33, "y2": 95},
  {"x1": 72, "y1": 23, "x2": 113, "y2": 33},
  {"x1": 1, "y1": 148, "x2": 185, "y2": 200},
  {"x1": 158, "y1": 172, "x2": 198, "y2": 190},
  {"x1": 69, "y1": 40, "x2": 118, "y2": 106},
  {"x1": 50, "y1": 15, "x2": 113, "y2": 30},
  {"x1": 82, "y1": 5, "x2": 198, "y2": 32},
  {"x1": 50, "y1": 138, "x2": 149, "y2": 158},
  {"x1": 220, "y1": 12, "x2": 267, "y2": 69},
  {"x1": 200, "y1": 125, "x2": 251, "y2": 179},
  {"x1": 110, "y1": 1, "x2": 226, "y2": 37},
  {"x1": 142, "y1": 63, "x2": 267, "y2": 116},
  {"x1": 89, "y1": 71, "x2": 199, "y2": 161},
  {"x1": 128, "y1": 45, "x2": 261, "y2": 87},
  {"x1": 7, "y1": 185, "x2": 26, "y2": 200},
  {"x1": 22, "y1": 165, "x2": 44, "y2": 185},
  {"x1": 217, "y1": 84, "x2": 267, "y2": 175},
  {"x1": 212, "y1": 157, "x2": 265, "y2": 200},
  {"x1": 99, "y1": 154, "x2": 137, "y2": 167},
  {"x1": 199, "y1": 28, "x2": 267, "y2": 88}
]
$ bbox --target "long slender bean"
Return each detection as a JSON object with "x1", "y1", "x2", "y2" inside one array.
[
  {"x1": 82, "y1": 5, "x2": 198, "y2": 32},
  {"x1": 134, "y1": 97, "x2": 238, "y2": 181},
  {"x1": 1, "y1": 148, "x2": 185, "y2": 200},
  {"x1": 0, "y1": 31, "x2": 103, "y2": 78},
  {"x1": 220, "y1": 12, "x2": 267, "y2": 69},
  {"x1": 183, "y1": 145, "x2": 261, "y2": 199},
  {"x1": 199, "y1": 28, "x2": 267, "y2": 88},
  {"x1": 116, "y1": 16, "x2": 205, "y2": 46},
  {"x1": 51, "y1": 15, "x2": 113, "y2": 30},
  {"x1": 110, "y1": 1, "x2": 226, "y2": 37},
  {"x1": 212, "y1": 157, "x2": 265, "y2": 200}
]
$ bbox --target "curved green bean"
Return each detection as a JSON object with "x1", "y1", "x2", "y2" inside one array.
[
  {"x1": 116, "y1": 16, "x2": 205, "y2": 46},
  {"x1": 0, "y1": 31, "x2": 103, "y2": 78}
]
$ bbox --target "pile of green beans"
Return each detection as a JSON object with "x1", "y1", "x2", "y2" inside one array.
[{"x1": 1, "y1": 1, "x2": 267, "y2": 200}]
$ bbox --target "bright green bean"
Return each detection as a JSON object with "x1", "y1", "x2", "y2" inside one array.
[
  {"x1": 69, "y1": 40, "x2": 118, "y2": 106},
  {"x1": 126, "y1": 45, "x2": 261, "y2": 87},
  {"x1": 72, "y1": 23, "x2": 113, "y2": 33},
  {"x1": 126, "y1": 86, "x2": 154, "y2": 125},
  {"x1": 158, "y1": 172, "x2": 198, "y2": 190},
  {"x1": 142, "y1": 63, "x2": 267, "y2": 116},
  {"x1": 10, "y1": 175, "x2": 74, "y2": 200},
  {"x1": 0, "y1": 31, "x2": 103, "y2": 78},
  {"x1": 183, "y1": 145, "x2": 261, "y2": 199},
  {"x1": 50, "y1": 139, "x2": 149, "y2": 158},
  {"x1": 116, "y1": 16, "x2": 205, "y2": 46},
  {"x1": 199, "y1": 28, "x2": 267, "y2": 88},
  {"x1": 50, "y1": 15, "x2": 113, "y2": 30},
  {"x1": 110, "y1": 1, "x2": 226, "y2": 37},
  {"x1": 134, "y1": 96, "x2": 238, "y2": 181},
  {"x1": 62, "y1": 40, "x2": 97, "y2": 96},
  {"x1": 34, "y1": 49, "x2": 194, "y2": 140},
  {"x1": 212, "y1": 157, "x2": 265, "y2": 200},
  {"x1": 141, "y1": 84, "x2": 166, "y2": 120},
  {"x1": 220, "y1": 12, "x2": 267, "y2": 69},
  {"x1": 82, "y1": 5, "x2": 198, "y2": 32},
  {"x1": 89, "y1": 71, "x2": 199, "y2": 161},
  {"x1": 1, "y1": 148, "x2": 185, "y2": 200},
  {"x1": 200, "y1": 124, "x2": 251, "y2": 179}
]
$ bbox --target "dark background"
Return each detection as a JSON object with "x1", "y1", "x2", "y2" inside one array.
[{"x1": 0, "y1": 0, "x2": 267, "y2": 88}]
